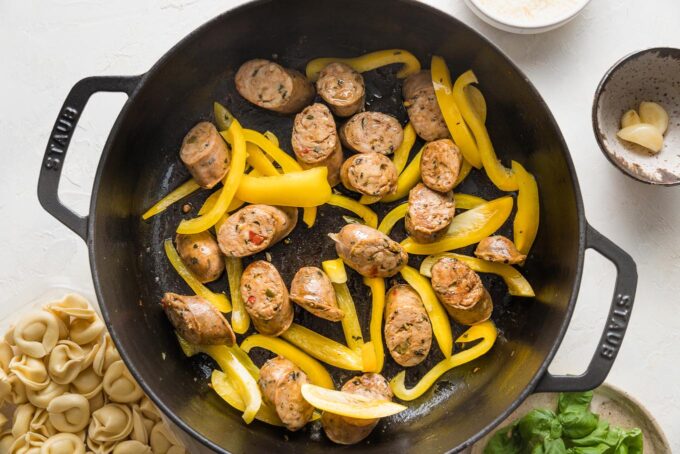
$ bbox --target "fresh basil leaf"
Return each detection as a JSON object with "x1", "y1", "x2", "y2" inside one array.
[
  {"x1": 532, "y1": 438, "x2": 568, "y2": 454},
  {"x1": 567, "y1": 444, "x2": 612, "y2": 454},
  {"x1": 519, "y1": 409, "x2": 562, "y2": 443},
  {"x1": 484, "y1": 424, "x2": 522, "y2": 454},
  {"x1": 559, "y1": 408, "x2": 599, "y2": 439},
  {"x1": 613, "y1": 427, "x2": 643, "y2": 454},
  {"x1": 558, "y1": 391, "x2": 594, "y2": 414}
]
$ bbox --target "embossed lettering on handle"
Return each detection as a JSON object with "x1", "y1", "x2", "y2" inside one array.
[
  {"x1": 600, "y1": 293, "x2": 631, "y2": 359},
  {"x1": 44, "y1": 106, "x2": 80, "y2": 171}
]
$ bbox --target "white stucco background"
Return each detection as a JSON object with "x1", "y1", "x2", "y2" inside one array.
[{"x1": 1, "y1": 0, "x2": 678, "y2": 450}]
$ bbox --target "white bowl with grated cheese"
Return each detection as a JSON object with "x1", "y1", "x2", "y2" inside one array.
[{"x1": 464, "y1": 0, "x2": 591, "y2": 34}]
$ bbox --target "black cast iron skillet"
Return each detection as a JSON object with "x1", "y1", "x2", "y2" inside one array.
[{"x1": 37, "y1": 0, "x2": 637, "y2": 452}]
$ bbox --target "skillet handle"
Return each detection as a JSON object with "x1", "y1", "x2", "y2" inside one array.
[
  {"x1": 534, "y1": 224, "x2": 637, "y2": 393},
  {"x1": 37, "y1": 75, "x2": 141, "y2": 241}
]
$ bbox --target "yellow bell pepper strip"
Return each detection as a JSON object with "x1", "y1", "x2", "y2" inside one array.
[
  {"x1": 226, "y1": 257, "x2": 250, "y2": 334},
  {"x1": 465, "y1": 85, "x2": 487, "y2": 124},
  {"x1": 235, "y1": 167, "x2": 332, "y2": 207},
  {"x1": 163, "y1": 239, "x2": 231, "y2": 312},
  {"x1": 361, "y1": 342, "x2": 378, "y2": 373},
  {"x1": 402, "y1": 196, "x2": 514, "y2": 255},
  {"x1": 213, "y1": 101, "x2": 234, "y2": 132},
  {"x1": 453, "y1": 70, "x2": 518, "y2": 191},
  {"x1": 327, "y1": 194, "x2": 378, "y2": 228},
  {"x1": 364, "y1": 277, "x2": 386, "y2": 373},
  {"x1": 240, "y1": 334, "x2": 334, "y2": 389},
  {"x1": 381, "y1": 148, "x2": 423, "y2": 203},
  {"x1": 453, "y1": 158, "x2": 473, "y2": 189},
  {"x1": 431, "y1": 56, "x2": 482, "y2": 169},
  {"x1": 198, "y1": 189, "x2": 244, "y2": 216},
  {"x1": 454, "y1": 193, "x2": 486, "y2": 210},
  {"x1": 281, "y1": 324, "x2": 363, "y2": 371},
  {"x1": 246, "y1": 143, "x2": 279, "y2": 176},
  {"x1": 334, "y1": 282, "x2": 364, "y2": 354},
  {"x1": 376, "y1": 204, "x2": 407, "y2": 237},
  {"x1": 211, "y1": 370, "x2": 284, "y2": 426},
  {"x1": 512, "y1": 160, "x2": 539, "y2": 255},
  {"x1": 302, "y1": 208, "x2": 318, "y2": 229},
  {"x1": 263, "y1": 130, "x2": 279, "y2": 147},
  {"x1": 301, "y1": 383, "x2": 407, "y2": 419},
  {"x1": 306, "y1": 49, "x2": 421, "y2": 81},
  {"x1": 390, "y1": 321, "x2": 497, "y2": 401},
  {"x1": 419, "y1": 253, "x2": 535, "y2": 297},
  {"x1": 322, "y1": 258, "x2": 347, "y2": 284},
  {"x1": 177, "y1": 121, "x2": 247, "y2": 234},
  {"x1": 400, "y1": 266, "x2": 453, "y2": 358},
  {"x1": 141, "y1": 179, "x2": 201, "y2": 220}
]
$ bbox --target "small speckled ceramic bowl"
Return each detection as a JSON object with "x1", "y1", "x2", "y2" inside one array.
[{"x1": 593, "y1": 47, "x2": 680, "y2": 185}]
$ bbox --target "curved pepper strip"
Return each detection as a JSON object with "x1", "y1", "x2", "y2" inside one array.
[
  {"x1": 211, "y1": 370, "x2": 284, "y2": 426},
  {"x1": 301, "y1": 384, "x2": 407, "y2": 419},
  {"x1": 163, "y1": 239, "x2": 231, "y2": 312},
  {"x1": 246, "y1": 142, "x2": 279, "y2": 176},
  {"x1": 176, "y1": 120, "x2": 247, "y2": 234},
  {"x1": 363, "y1": 277, "x2": 386, "y2": 373},
  {"x1": 381, "y1": 148, "x2": 423, "y2": 203},
  {"x1": 377, "y1": 203, "x2": 408, "y2": 235},
  {"x1": 241, "y1": 334, "x2": 334, "y2": 389},
  {"x1": 453, "y1": 70, "x2": 518, "y2": 191},
  {"x1": 400, "y1": 266, "x2": 453, "y2": 358},
  {"x1": 512, "y1": 161, "x2": 539, "y2": 255},
  {"x1": 328, "y1": 194, "x2": 378, "y2": 228},
  {"x1": 142, "y1": 179, "x2": 201, "y2": 220},
  {"x1": 465, "y1": 85, "x2": 487, "y2": 124},
  {"x1": 322, "y1": 258, "x2": 347, "y2": 284},
  {"x1": 419, "y1": 253, "x2": 535, "y2": 297},
  {"x1": 390, "y1": 321, "x2": 497, "y2": 401},
  {"x1": 454, "y1": 193, "x2": 486, "y2": 210},
  {"x1": 226, "y1": 257, "x2": 250, "y2": 334},
  {"x1": 263, "y1": 130, "x2": 279, "y2": 147},
  {"x1": 236, "y1": 167, "x2": 331, "y2": 207},
  {"x1": 281, "y1": 324, "x2": 363, "y2": 371},
  {"x1": 322, "y1": 259, "x2": 364, "y2": 354},
  {"x1": 198, "y1": 189, "x2": 244, "y2": 216},
  {"x1": 453, "y1": 159, "x2": 473, "y2": 189},
  {"x1": 431, "y1": 56, "x2": 482, "y2": 169},
  {"x1": 214, "y1": 101, "x2": 234, "y2": 132},
  {"x1": 402, "y1": 196, "x2": 514, "y2": 255},
  {"x1": 306, "y1": 49, "x2": 421, "y2": 81}
]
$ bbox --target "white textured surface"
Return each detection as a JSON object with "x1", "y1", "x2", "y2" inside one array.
[{"x1": 1, "y1": 0, "x2": 679, "y2": 450}]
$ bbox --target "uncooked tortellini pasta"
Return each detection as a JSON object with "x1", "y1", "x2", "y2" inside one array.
[
  {"x1": 86, "y1": 436, "x2": 116, "y2": 454},
  {"x1": 138, "y1": 396, "x2": 161, "y2": 422},
  {"x1": 149, "y1": 421, "x2": 183, "y2": 454},
  {"x1": 88, "y1": 403, "x2": 133, "y2": 443},
  {"x1": 26, "y1": 379, "x2": 67, "y2": 409},
  {"x1": 9, "y1": 431, "x2": 46, "y2": 453},
  {"x1": 47, "y1": 393, "x2": 90, "y2": 433},
  {"x1": 80, "y1": 341, "x2": 100, "y2": 370},
  {"x1": 93, "y1": 334, "x2": 120, "y2": 376},
  {"x1": 48, "y1": 340, "x2": 84, "y2": 385},
  {"x1": 0, "y1": 368, "x2": 11, "y2": 401},
  {"x1": 71, "y1": 367, "x2": 103, "y2": 399},
  {"x1": 13, "y1": 311, "x2": 60, "y2": 359},
  {"x1": 88, "y1": 390, "x2": 107, "y2": 413},
  {"x1": 103, "y1": 361, "x2": 143, "y2": 404},
  {"x1": 7, "y1": 373, "x2": 28, "y2": 405},
  {"x1": 0, "y1": 431, "x2": 13, "y2": 453},
  {"x1": 0, "y1": 340, "x2": 13, "y2": 371},
  {"x1": 9, "y1": 355, "x2": 49, "y2": 391},
  {"x1": 41, "y1": 433, "x2": 86, "y2": 454},
  {"x1": 129, "y1": 405, "x2": 149, "y2": 444},
  {"x1": 45, "y1": 294, "x2": 95, "y2": 320},
  {"x1": 0, "y1": 413, "x2": 6, "y2": 431},
  {"x1": 113, "y1": 440, "x2": 153, "y2": 454},
  {"x1": 12, "y1": 403, "x2": 35, "y2": 438},
  {"x1": 69, "y1": 316, "x2": 105, "y2": 346}
]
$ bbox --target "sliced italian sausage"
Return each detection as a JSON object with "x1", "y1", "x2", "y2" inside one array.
[
  {"x1": 474, "y1": 235, "x2": 527, "y2": 264},
  {"x1": 402, "y1": 70, "x2": 449, "y2": 141},
  {"x1": 179, "y1": 121, "x2": 230, "y2": 189},
  {"x1": 175, "y1": 231, "x2": 224, "y2": 283},
  {"x1": 259, "y1": 356, "x2": 314, "y2": 431},
  {"x1": 340, "y1": 152, "x2": 398, "y2": 197},
  {"x1": 289, "y1": 267, "x2": 344, "y2": 322},
  {"x1": 321, "y1": 373, "x2": 393, "y2": 445},
  {"x1": 240, "y1": 261, "x2": 293, "y2": 336},
  {"x1": 291, "y1": 103, "x2": 344, "y2": 186},
  {"x1": 384, "y1": 285, "x2": 432, "y2": 367},
  {"x1": 404, "y1": 183, "x2": 455, "y2": 243},
  {"x1": 340, "y1": 112, "x2": 404, "y2": 155},
  {"x1": 420, "y1": 139, "x2": 462, "y2": 193},
  {"x1": 329, "y1": 224, "x2": 408, "y2": 278},
  {"x1": 235, "y1": 59, "x2": 315, "y2": 114},
  {"x1": 217, "y1": 205, "x2": 296, "y2": 258},
  {"x1": 161, "y1": 293, "x2": 235, "y2": 346},
  {"x1": 316, "y1": 62, "x2": 365, "y2": 117},
  {"x1": 430, "y1": 257, "x2": 493, "y2": 325}
]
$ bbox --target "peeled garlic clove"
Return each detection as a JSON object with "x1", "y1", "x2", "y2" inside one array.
[
  {"x1": 639, "y1": 102, "x2": 669, "y2": 135},
  {"x1": 617, "y1": 124, "x2": 664, "y2": 153},
  {"x1": 620, "y1": 109, "x2": 641, "y2": 128}
]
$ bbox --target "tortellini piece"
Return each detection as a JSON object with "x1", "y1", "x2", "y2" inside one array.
[
  {"x1": 88, "y1": 390, "x2": 107, "y2": 413},
  {"x1": 45, "y1": 294, "x2": 95, "y2": 320},
  {"x1": 0, "y1": 431, "x2": 13, "y2": 453},
  {"x1": 41, "y1": 433, "x2": 86, "y2": 454},
  {"x1": 47, "y1": 340, "x2": 85, "y2": 385},
  {"x1": 8, "y1": 355, "x2": 49, "y2": 391},
  {"x1": 7, "y1": 373, "x2": 28, "y2": 405},
  {"x1": 130, "y1": 405, "x2": 150, "y2": 444},
  {"x1": 149, "y1": 421, "x2": 183, "y2": 454},
  {"x1": 88, "y1": 403, "x2": 133, "y2": 443},
  {"x1": 13, "y1": 311, "x2": 60, "y2": 359},
  {"x1": 0, "y1": 368, "x2": 11, "y2": 401},
  {"x1": 103, "y1": 361, "x2": 143, "y2": 404},
  {"x1": 0, "y1": 340, "x2": 14, "y2": 371},
  {"x1": 26, "y1": 379, "x2": 67, "y2": 409},
  {"x1": 113, "y1": 440, "x2": 153, "y2": 454},
  {"x1": 8, "y1": 431, "x2": 46, "y2": 454},
  {"x1": 47, "y1": 393, "x2": 90, "y2": 433},
  {"x1": 138, "y1": 396, "x2": 161, "y2": 423},
  {"x1": 71, "y1": 367, "x2": 103, "y2": 399},
  {"x1": 93, "y1": 334, "x2": 120, "y2": 376}
]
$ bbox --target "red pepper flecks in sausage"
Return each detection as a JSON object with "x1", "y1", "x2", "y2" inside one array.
[
  {"x1": 430, "y1": 257, "x2": 493, "y2": 325},
  {"x1": 161, "y1": 293, "x2": 235, "y2": 346},
  {"x1": 240, "y1": 261, "x2": 293, "y2": 336},
  {"x1": 179, "y1": 122, "x2": 230, "y2": 189},
  {"x1": 217, "y1": 205, "x2": 297, "y2": 258},
  {"x1": 289, "y1": 267, "x2": 344, "y2": 322},
  {"x1": 235, "y1": 59, "x2": 315, "y2": 114},
  {"x1": 402, "y1": 70, "x2": 449, "y2": 142},
  {"x1": 329, "y1": 224, "x2": 408, "y2": 278},
  {"x1": 259, "y1": 356, "x2": 314, "y2": 431},
  {"x1": 404, "y1": 183, "x2": 455, "y2": 243},
  {"x1": 291, "y1": 103, "x2": 344, "y2": 186},
  {"x1": 474, "y1": 235, "x2": 527, "y2": 264},
  {"x1": 175, "y1": 231, "x2": 225, "y2": 283},
  {"x1": 420, "y1": 139, "x2": 462, "y2": 193},
  {"x1": 316, "y1": 63, "x2": 365, "y2": 117},
  {"x1": 340, "y1": 152, "x2": 398, "y2": 197},
  {"x1": 384, "y1": 285, "x2": 432, "y2": 367},
  {"x1": 340, "y1": 112, "x2": 404, "y2": 155}
]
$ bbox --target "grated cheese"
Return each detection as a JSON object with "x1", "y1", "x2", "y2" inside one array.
[{"x1": 476, "y1": 0, "x2": 583, "y2": 26}]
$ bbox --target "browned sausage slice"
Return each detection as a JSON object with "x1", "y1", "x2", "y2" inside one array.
[
  {"x1": 179, "y1": 122, "x2": 230, "y2": 189},
  {"x1": 175, "y1": 231, "x2": 224, "y2": 283},
  {"x1": 404, "y1": 183, "x2": 455, "y2": 243},
  {"x1": 402, "y1": 71, "x2": 449, "y2": 141},
  {"x1": 240, "y1": 261, "x2": 293, "y2": 336},
  {"x1": 321, "y1": 373, "x2": 393, "y2": 445},
  {"x1": 384, "y1": 285, "x2": 432, "y2": 367},
  {"x1": 316, "y1": 63, "x2": 365, "y2": 117},
  {"x1": 329, "y1": 224, "x2": 408, "y2": 278},
  {"x1": 291, "y1": 103, "x2": 344, "y2": 186},
  {"x1": 430, "y1": 257, "x2": 493, "y2": 325},
  {"x1": 161, "y1": 293, "x2": 235, "y2": 346},
  {"x1": 340, "y1": 153, "x2": 397, "y2": 197},
  {"x1": 235, "y1": 59, "x2": 315, "y2": 114},
  {"x1": 340, "y1": 112, "x2": 403, "y2": 154},
  {"x1": 289, "y1": 267, "x2": 344, "y2": 321},
  {"x1": 420, "y1": 139, "x2": 462, "y2": 193},
  {"x1": 217, "y1": 205, "x2": 296, "y2": 258},
  {"x1": 474, "y1": 235, "x2": 527, "y2": 264},
  {"x1": 259, "y1": 356, "x2": 314, "y2": 431}
]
